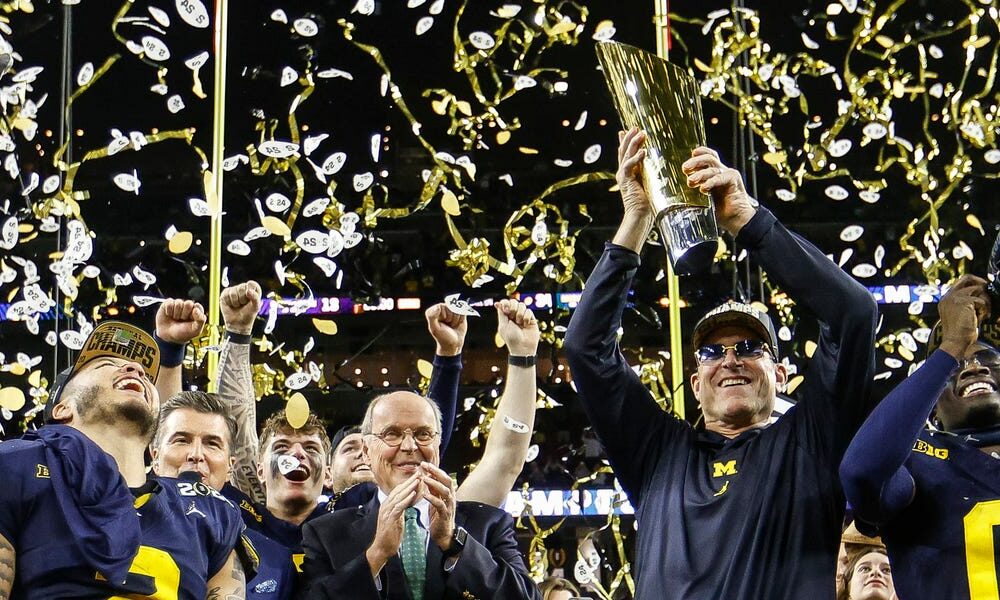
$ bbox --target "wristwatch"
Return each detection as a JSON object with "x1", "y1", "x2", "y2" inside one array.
[{"x1": 442, "y1": 526, "x2": 468, "y2": 559}]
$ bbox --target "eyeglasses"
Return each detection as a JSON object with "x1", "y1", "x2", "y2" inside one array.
[
  {"x1": 695, "y1": 339, "x2": 772, "y2": 365},
  {"x1": 368, "y1": 427, "x2": 439, "y2": 447},
  {"x1": 960, "y1": 348, "x2": 1000, "y2": 370}
]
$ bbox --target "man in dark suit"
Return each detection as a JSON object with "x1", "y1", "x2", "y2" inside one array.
[{"x1": 298, "y1": 390, "x2": 540, "y2": 600}]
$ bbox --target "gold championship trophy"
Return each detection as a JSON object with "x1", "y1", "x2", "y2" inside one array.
[{"x1": 596, "y1": 41, "x2": 718, "y2": 275}]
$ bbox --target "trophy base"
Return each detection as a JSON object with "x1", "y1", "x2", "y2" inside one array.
[{"x1": 657, "y1": 205, "x2": 719, "y2": 276}]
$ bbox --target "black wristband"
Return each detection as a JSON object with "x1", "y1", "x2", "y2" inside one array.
[
  {"x1": 507, "y1": 355, "x2": 536, "y2": 367},
  {"x1": 154, "y1": 334, "x2": 187, "y2": 368},
  {"x1": 225, "y1": 330, "x2": 253, "y2": 344}
]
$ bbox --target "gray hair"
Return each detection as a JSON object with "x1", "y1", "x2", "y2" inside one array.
[
  {"x1": 154, "y1": 391, "x2": 238, "y2": 452},
  {"x1": 360, "y1": 391, "x2": 443, "y2": 437}
]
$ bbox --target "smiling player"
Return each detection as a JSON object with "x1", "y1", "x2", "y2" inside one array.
[{"x1": 841, "y1": 274, "x2": 1000, "y2": 599}]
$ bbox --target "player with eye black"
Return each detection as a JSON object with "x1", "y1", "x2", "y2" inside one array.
[
  {"x1": 0, "y1": 321, "x2": 247, "y2": 600},
  {"x1": 841, "y1": 274, "x2": 1000, "y2": 599}
]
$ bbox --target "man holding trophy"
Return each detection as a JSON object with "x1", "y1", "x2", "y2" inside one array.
[{"x1": 563, "y1": 43, "x2": 879, "y2": 598}]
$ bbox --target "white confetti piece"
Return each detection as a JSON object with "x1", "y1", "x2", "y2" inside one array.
[
  {"x1": 840, "y1": 225, "x2": 864, "y2": 242},
  {"x1": 321, "y1": 152, "x2": 347, "y2": 175},
  {"x1": 303, "y1": 133, "x2": 328, "y2": 156},
  {"x1": 327, "y1": 230, "x2": 345, "y2": 257},
  {"x1": 285, "y1": 372, "x2": 311, "y2": 390},
  {"x1": 824, "y1": 185, "x2": 849, "y2": 201},
  {"x1": 353, "y1": 0, "x2": 375, "y2": 15},
  {"x1": 132, "y1": 265, "x2": 156, "y2": 286},
  {"x1": 502, "y1": 414, "x2": 530, "y2": 434},
  {"x1": 77, "y1": 62, "x2": 94, "y2": 87},
  {"x1": 141, "y1": 36, "x2": 170, "y2": 61},
  {"x1": 353, "y1": 172, "x2": 374, "y2": 192},
  {"x1": 531, "y1": 220, "x2": 548, "y2": 245},
  {"x1": 176, "y1": 0, "x2": 210, "y2": 28},
  {"x1": 166, "y1": 94, "x2": 185, "y2": 113},
  {"x1": 227, "y1": 240, "x2": 251, "y2": 256},
  {"x1": 316, "y1": 68, "x2": 353, "y2": 80},
  {"x1": 59, "y1": 330, "x2": 86, "y2": 350},
  {"x1": 189, "y1": 197, "x2": 211, "y2": 216},
  {"x1": 295, "y1": 230, "x2": 330, "y2": 254},
  {"x1": 416, "y1": 16, "x2": 434, "y2": 35},
  {"x1": 0, "y1": 217, "x2": 18, "y2": 250},
  {"x1": 469, "y1": 31, "x2": 496, "y2": 50},
  {"x1": 302, "y1": 197, "x2": 330, "y2": 218},
  {"x1": 280, "y1": 66, "x2": 297, "y2": 87},
  {"x1": 583, "y1": 144, "x2": 602, "y2": 164},
  {"x1": 851, "y1": 263, "x2": 876, "y2": 278},
  {"x1": 862, "y1": 122, "x2": 887, "y2": 140},
  {"x1": 270, "y1": 9, "x2": 288, "y2": 23},
  {"x1": 859, "y1": 190, "x2": 880, "y2": 203},
  {"x1": 293, "y1": 18, "x2": 319, "y2": 37},
  {"x1": 258, "y1": 141, "x2": 299, "y2": 158},
  {"x1": 185, "y1": 51, "x2": 209, "y2": 71},
  {"x1": 148, "y1": 6, "x2": 171, "y2": 27},
  {"x1": 444, "y1": 294, "x2": 480, "y2": 317},
  {"x1": 265, "y1": 192, "x2": 291, "y2": 212},
  {"x1": 827, "y1": 138, "x2": 852, "y2": 157},
  {"x1": 525, "y1": 444, "x2": 539, "y2": 462},
  {"x1": 313, "y1": 256, "x2": 338, "y2": 277},
  {"x1": 113, "y1": 171, "x2": 141, "y2": 194},
  {"x1": 133, "y1": 295, "x2": 165, "y2": 307},
  {"x1": 244, "y1": 226, "x2": 270, "y2": 242},
  {"x1": 775, "y1": 189, "x2": 796, "y2": 202},
  {"x1": 513, "y1": 75, "x2": 536, "y2": 90},
  {"x1": 276, "y1": 454, "x2": 301, "y2": 474}
]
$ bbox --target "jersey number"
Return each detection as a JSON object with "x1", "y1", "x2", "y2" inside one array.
[
  {"x1": 964, "y1": 499, "x2": 1000, "y2": 599},
  {"x1": 107, "y1": 545, "x2": 181, "y2": 600}
]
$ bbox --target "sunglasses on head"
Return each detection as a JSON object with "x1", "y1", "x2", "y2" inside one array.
[{"x1": 695, "y1": 339, "x2": 772, "y2": 365}]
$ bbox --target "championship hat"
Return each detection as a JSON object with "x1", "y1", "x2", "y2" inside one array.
[
  {"x1": 692, "y1": 300, "x2": 779, "y2": 358},
  {"x1": 44, "y1": 321, "x2": 160, "y2": 423}
]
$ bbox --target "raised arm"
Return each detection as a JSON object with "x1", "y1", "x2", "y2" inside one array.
[
  {"x1": 153, "y1": 299, "x2": 207, "y2": 402},
  {"x1": 563, "y1": 129, "x2": 678, "y2": 504},
  {"x1": 0, "y1": 532, "x2": 14, "y2": 600},
  {"x1": 840, "y1": 276, "x2": 988, "y2": 525},
  {"x1": 684, "y1": 145, "x2": 878, "y2": 450},
  {"x1": 216, "y1": 281, "x2": 264, "y2": 504},
  {"x1": 206, "y1": 550, "x2": 246, "y2": 600},
  {"x1": 425, "y1": 302, "x2": 466, "y2": 452},
  {"x1": 457, "y1": 299, "x2": 540, "y2": 506}
]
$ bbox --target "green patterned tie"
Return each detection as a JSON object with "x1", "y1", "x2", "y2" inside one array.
[{"x1": 401, "y1": 507, "x2": 426, "y2": 600}]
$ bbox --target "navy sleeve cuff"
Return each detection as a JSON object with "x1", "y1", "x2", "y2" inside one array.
[
  {"x1": 734, "y1": 207, "x2": 777, "y2": 249},
  {"x1": 433, "y1": 354, "x2": 463, "y2": 368},
  {"x1": 154, "y1": 334, "x2": 186, "y2": 368}
]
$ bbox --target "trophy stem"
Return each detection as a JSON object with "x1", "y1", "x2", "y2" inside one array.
[{"x1": 654, "y1": 204, "x2": 718, "y2": 275}]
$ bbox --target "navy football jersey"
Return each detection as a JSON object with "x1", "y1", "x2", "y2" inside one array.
[
  {"x1": 0, "y1": 438, "x2": 244, "y2": 599},
  {"x1": 870, "y1": 430, "x2": 1000, "y2": 600}
]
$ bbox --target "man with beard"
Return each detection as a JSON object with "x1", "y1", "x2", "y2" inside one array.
[
  {"x1": 0, "y1": 321, "x2": 247, "y2": 600},
  {"x1": 564, "y1": 130, "x2": 878, "y2": 598},
  {"x1": 841, "y1": 274, "x2": 1000, "y2": 599}
]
